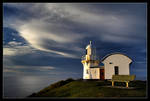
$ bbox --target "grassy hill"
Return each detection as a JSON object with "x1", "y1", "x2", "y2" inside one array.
[{"x1": 28, "y1": 78, "x2": 147, "y2": 98}]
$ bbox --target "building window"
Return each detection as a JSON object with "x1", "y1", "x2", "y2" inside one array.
[
  {"x1": 114, "y1": 66, "x2": 119, "y2": 75},
  {"x1": 109, "y1": 62, "x2": 113, "y2": 64}
]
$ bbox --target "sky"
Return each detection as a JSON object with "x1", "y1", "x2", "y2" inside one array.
[{"x1": 3, "y1": 3, "x2": 147, "y2": 98}]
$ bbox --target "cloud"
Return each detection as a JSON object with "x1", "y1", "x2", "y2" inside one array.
[
  {"x1": 3, "y1": 64, "x2": 80, "y2": 79},
  {"x1": 3, "y1": 3, "x2": 147, "y2": 68},
  {"x1": 3, "y1": 3, "x2": 146, "y2": 78},
  {"x1": 3, "y1": 44, "x2": 36, "y2": 56},
  {"x1": 3, "y1": 3, "x2": 146, "y2": 76},
  {"x1": 3, "y1": 47, "x2": 16, "y2": 56},
  {"x1": 38, "y1": 66, "x2": 55, "y2": 71},
  {"x1": 8, "y1": 41, "x2": 22, "y2": 46},
  {"x1": 3, "y1": 65, "x2": 57, "y2": 78},
  {"x1": 3, "y1": 41, "x2": 33, "y2": 56},
  {"x1": 3, "y1": 68, "x2": 19, "y2": 73},
  {"x1": 18, "y1": 26, "x2": 80, "y2": 58},
  {"x1": 3, "y1": 4, "x2": 146, "y2": 59},
  {"x1": 135, "y1": 61, "x2": 147, "y2": 64},
  {"x1": 100, "y1": 33, "x2": 140, "y2": 43}
]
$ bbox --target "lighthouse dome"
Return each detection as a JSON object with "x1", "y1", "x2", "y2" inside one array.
[
  {"x1": 86, "y1": 44, "x2": 91, "y2": 49},
  {"x1": 86, "y1": 41, "x2": 96, "y2": 49}
]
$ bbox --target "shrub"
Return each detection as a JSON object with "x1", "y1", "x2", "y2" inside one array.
[
  {"x1": 65, "y1": 78, "x2": 75, "y2": 82},
  {"x1": 77, "y1": 78, "x2": 83, "y2": 81},
  {"x1": 50, "y1": 78, "x2": 75, "y2": 89},
  {"x1": 28, "y1": 93, "x2": 37, "y2": 97},
  {"x1": 50, "y1": 80, "x2": 66, "y2": 89}
]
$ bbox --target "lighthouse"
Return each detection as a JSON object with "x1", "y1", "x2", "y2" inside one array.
[{"x1": 81, "y1": 41, "x2": 100, "y2": 79}]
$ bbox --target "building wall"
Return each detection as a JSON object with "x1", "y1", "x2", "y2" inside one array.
[
  {"x1": 87, "y1": 48, "x2": 92, "y2": 55},
  {"x1": 82, "y1": 61, "x2": 99, "y2": 79},
  {"x1": 83, "y1": 62, "x2": 89, "y2": 79},
  {"x1": 90, "y1": 68, "x2": 100, "y2": 79},
  {"x1": 102, "y1": 54, "x2": 132, "y2": 79}
]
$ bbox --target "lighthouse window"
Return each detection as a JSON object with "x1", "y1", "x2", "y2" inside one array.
[{"x1": 86, "y1": 69, "x2": 89, "y2": 74}]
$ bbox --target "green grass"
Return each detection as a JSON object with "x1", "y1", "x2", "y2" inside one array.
[{"x1": 28, "y1": 79, "x2": 147, "y2": 98}]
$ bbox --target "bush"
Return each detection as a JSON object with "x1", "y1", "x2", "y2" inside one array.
[
  {"x1": 50, "y1": 78, "x2": 75, "y2": 89},
  {"x1": 76, "y1": 78, "x2": 83, "y2": 81},
  {"x1": 28, "y1": 93, "x2": 37, "y2": 97},
  {"x1": 65, "y1": 78, "x2": 75, "y2": 82},
  {"x1": 50, "y1": 80, "x2": 66, "y2": 89}
]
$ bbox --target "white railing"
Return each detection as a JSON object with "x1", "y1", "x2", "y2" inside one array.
[{"x1": 81, "y1": 55, "x2": 99, "y2": 60}]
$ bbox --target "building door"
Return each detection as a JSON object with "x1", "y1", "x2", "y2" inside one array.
[
  {"x1": 114, "y1": 66, "x2": 119, "y2": 75},
  {"x1": 100, "y1": 69, "x2": 104, "y2": 80}
]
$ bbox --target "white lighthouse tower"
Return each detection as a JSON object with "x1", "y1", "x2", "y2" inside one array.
[{"x1": 81, "y1": 41, "x2": 100, "y2": 79}]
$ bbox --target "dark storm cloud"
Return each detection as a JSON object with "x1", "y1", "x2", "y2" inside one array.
[
  {"x1": 3, "y1": 3, "x2": 147, "y2": 77},
  {"x1": 3, "y1": 3, "x2": 147, "y2": 74}
]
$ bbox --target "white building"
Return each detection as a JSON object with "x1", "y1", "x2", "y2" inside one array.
[
  {"x1": 81, "y1": 41, "x2": 132, "y2": 80},
  {"x1": 102, "y1": 53, "x2": 132, "y2": 79}
]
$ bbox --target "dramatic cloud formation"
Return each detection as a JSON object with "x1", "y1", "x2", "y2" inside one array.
[{"x1": 3, "y1": 3, "x2": 146, "y2": 97}]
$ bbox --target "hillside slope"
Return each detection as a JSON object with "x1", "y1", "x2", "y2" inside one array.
[{"x1": 28, "y1": 78, "x2": 146, "y2": 98}]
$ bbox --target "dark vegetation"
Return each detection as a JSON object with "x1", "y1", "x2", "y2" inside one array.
[{"x1": 28, "y1": 78, "x2": 147, "y2": 98}]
